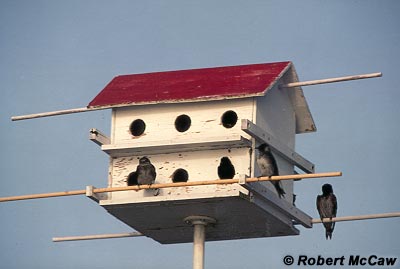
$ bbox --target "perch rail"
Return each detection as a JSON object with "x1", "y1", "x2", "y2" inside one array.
[
  {"x1": 0, "y1": 172, "x2": 340, "y2": 202},
  {"x1": 52, "y1": 212, "x2": 400, "y2": 242},
  {"x1": 280, "y1": 72, "x2": 382, "y2": 88},
  {"x1": 11, "y1": 72, "x2": 382, "y2": 121}
]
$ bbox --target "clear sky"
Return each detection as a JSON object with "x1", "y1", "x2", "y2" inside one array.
[{"x1": 1, "y1": 1, "x2": 399, "y2": 268}]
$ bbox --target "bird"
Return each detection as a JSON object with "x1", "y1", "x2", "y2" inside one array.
[
  {"x1": 218, "y1": 157, "x2": 236, "y2": 179},
  {"x1": 316, "y1": 183, "x2": 338, "y2": 240},
  {"x1": 256, "y1": 143, "x2": 285, "y2": 198},
  {"x1": 136, "y1": 156, "x2": 156, "y2": 185}
]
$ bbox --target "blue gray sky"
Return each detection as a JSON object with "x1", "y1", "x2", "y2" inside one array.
[{"x1": 1, "y1": 1, "x2": 399, "y2": 268}]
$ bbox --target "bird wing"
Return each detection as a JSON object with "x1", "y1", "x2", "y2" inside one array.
[
  {"x1": 317, "y1": 195, "x2": 334, "y2": 219},
  {"x1": 317, "y1": 193, "x2": 337, "y2": 238},
  {"x1": 257, "y1": 152, "x2": 279, "y2": 176},
  {"x1": 332, "y1": 193, "x2": 338, "y2": 217},
  {"x1": 317, "y1": 195, "x2": 334, "y2": 231},
  {"x1": 316, "y1": 195, "x2": 323, "y2": 218},
  {"x1": 149, "y1": 163, "x2": 156, "y2": 180},
  {"x1": 269, "y1": 152, "x2": 279, "y2": 175},
  {"x1": 333, "y1": 194, "x2": 338, "y2": 230}
]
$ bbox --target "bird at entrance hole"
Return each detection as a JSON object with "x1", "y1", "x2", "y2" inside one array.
[
  {"x1": 136, "y1": 156, "x2": 156, "y2": 185},
  {"x1": 256, "y1": 143, "x2": 285, "y2": 198},
  {"x1": 129, "y1": 157, "x2": 159, "y2": 195},
  {"x1": 127, "y1": 171, "x2": 138, "y2": 186},
  {"x1": 218, "y1": 157, "x2": 235, "y2": 179},
  {"x1": 316, "y1": 183, "x2": 338, "y2": 239}
]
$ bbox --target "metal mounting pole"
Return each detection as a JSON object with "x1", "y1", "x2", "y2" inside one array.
[{"x1": 184, "y1": 216, "x2": 216, "y2": 269}]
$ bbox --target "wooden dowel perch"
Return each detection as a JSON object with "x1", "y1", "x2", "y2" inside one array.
[
  {"x1": 11, "y1": 106, "x2": 106, "y2": 121},
  {"x1": 11, "y1": 73, "x2": 382, "y2": 122},
  {"x1": 0, "y1": 171, "x2": 341, "y2": 202},
  {"x1": 280, "y1": 72, "x2": 382, "y2": 88},
  {"x1": 52, "y1": 232, "x2": 143, "y2": 242},
  {"x1": 312, "y1": 212, "x2": 400, "y2": 224},
  {"x1": 52, "y1": 212, "x2": 400, "y2": 243}
]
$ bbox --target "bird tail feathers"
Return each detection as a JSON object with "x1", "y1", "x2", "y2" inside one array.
[
  {"x1": 273, "y1": 181, "x2": 286, "y2": 198},
  {"x1": 325, "y1": 224, "x2": 335, "y2": 240}
]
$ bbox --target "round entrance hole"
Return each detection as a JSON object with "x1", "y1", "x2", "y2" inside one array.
[
  {"x1": 221, "y1": 110, "x2": 238, "y2": 128},
  {"x1": 218, "y1": 157, "x2": 235, "y2": 179},
  {"x1": 172, "y1": 168, "x2": 189, "y2": 182},
  {"x1": 175, "y1": 114, "x2": 191, "y2": 132},
  {"x1": 127, "y1": 171, "x2": 138, "y2": 186},
  {"x1": 130, "y1": 119, "x2": 146, "y2": 136}
]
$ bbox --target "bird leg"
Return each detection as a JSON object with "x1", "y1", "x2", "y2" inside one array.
[
  {"x1": 153, "y1": 188, "x2": 160, "y2": 196},
  {"x1": 146, "y1": 182, "x2": 160, "y2": 196}
]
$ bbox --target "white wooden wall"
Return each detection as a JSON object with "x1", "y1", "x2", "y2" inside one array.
[
  {"x1": 100, "y1": 92, "x2": 300, "y2": 205},
  {"x1": 105, "y1": 147, "x2": 251, "y2": 203},
  {"x1": 254, "y1": 71, "x2": 296, "y2": 204},
  {"x1": 104, "y1": 99, "x2": 255, "y2": 204},
  {"x1": 111, "y1": 99, "x2": 254, "y2": 145}
]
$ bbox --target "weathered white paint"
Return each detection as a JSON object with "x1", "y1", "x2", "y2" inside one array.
[
  {"x1": 111, "y1": 98, "x2": 255, "y2": 145},
  {"x1": 105, "y1": 147, "x2": 251, "y2": 203},
  {"x1": 101, "y1": 134, "x2": 251, "y2": 157},
  {"x1": 103, "y1": 98, "x2": 257, "y2": 204}
]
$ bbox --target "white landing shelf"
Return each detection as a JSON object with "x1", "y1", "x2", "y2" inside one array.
[{"x1": 101, "y1": 135, "x2": 252, "y2": 157}]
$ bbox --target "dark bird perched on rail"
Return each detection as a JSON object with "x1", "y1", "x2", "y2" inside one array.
[
  {"x1": 129, "y1": 156, "x2": 159, "y2": 195},
  {"x1": 127, "y1": 157, "x2": 157, "y2": 186},
  {"x1": 136, "y1": 156, "x2": 157, "y2": 185},
  {"x1": 256, "y1": 143, "x2": 285, "y2": 198},
  {"x1": 218, "y1": 157, "x2": 235, "y2": 179},
  {"x1": 316, "y1": 183, "x2": 338, "y2": 239}
]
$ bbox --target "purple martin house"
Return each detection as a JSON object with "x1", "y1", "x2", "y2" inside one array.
[{"x1": 88, "y1": 61, "x2": 316, "y2": 243}]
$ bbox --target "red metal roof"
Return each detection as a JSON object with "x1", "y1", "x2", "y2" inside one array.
[{"x1": 88, "y1": 61, "x2": 291, "y2": 108}]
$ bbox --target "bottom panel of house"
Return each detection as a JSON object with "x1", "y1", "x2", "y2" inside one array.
[{"x1": 100, "y1": 190, "x2": 299, "y2": 244}]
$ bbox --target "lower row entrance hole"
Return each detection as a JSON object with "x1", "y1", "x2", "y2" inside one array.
[
  {"x1": 127, "y1": 171, "x2": 138, "y2": 186},
  {"x1": 172, "y1": 168, "x2": 189, "y2": 182},
  {"x1": 218, "y1": 157, "x2": 235, "y2": 179}
]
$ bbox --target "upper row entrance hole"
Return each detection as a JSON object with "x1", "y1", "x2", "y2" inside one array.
[
  {"x1": 175, "y1": 114, "x2": 191, "y2": 132},
  {"x1": 129, "y1": 110, "x2": 238, "y2": 136},
  {"x1": 130, "y1": 119, "x2": 146, "y2": 136},
  {"x1": 221, "y1": 110, "x2": 238, "y2": 128}
]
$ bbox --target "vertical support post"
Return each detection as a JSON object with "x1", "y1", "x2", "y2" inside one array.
[
  {"x1": 184, "y1": 216, "x2": 216, "y2": 269},
  {"x1": 193, "y1": 221, "x2": 206, "y2": 269}
]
